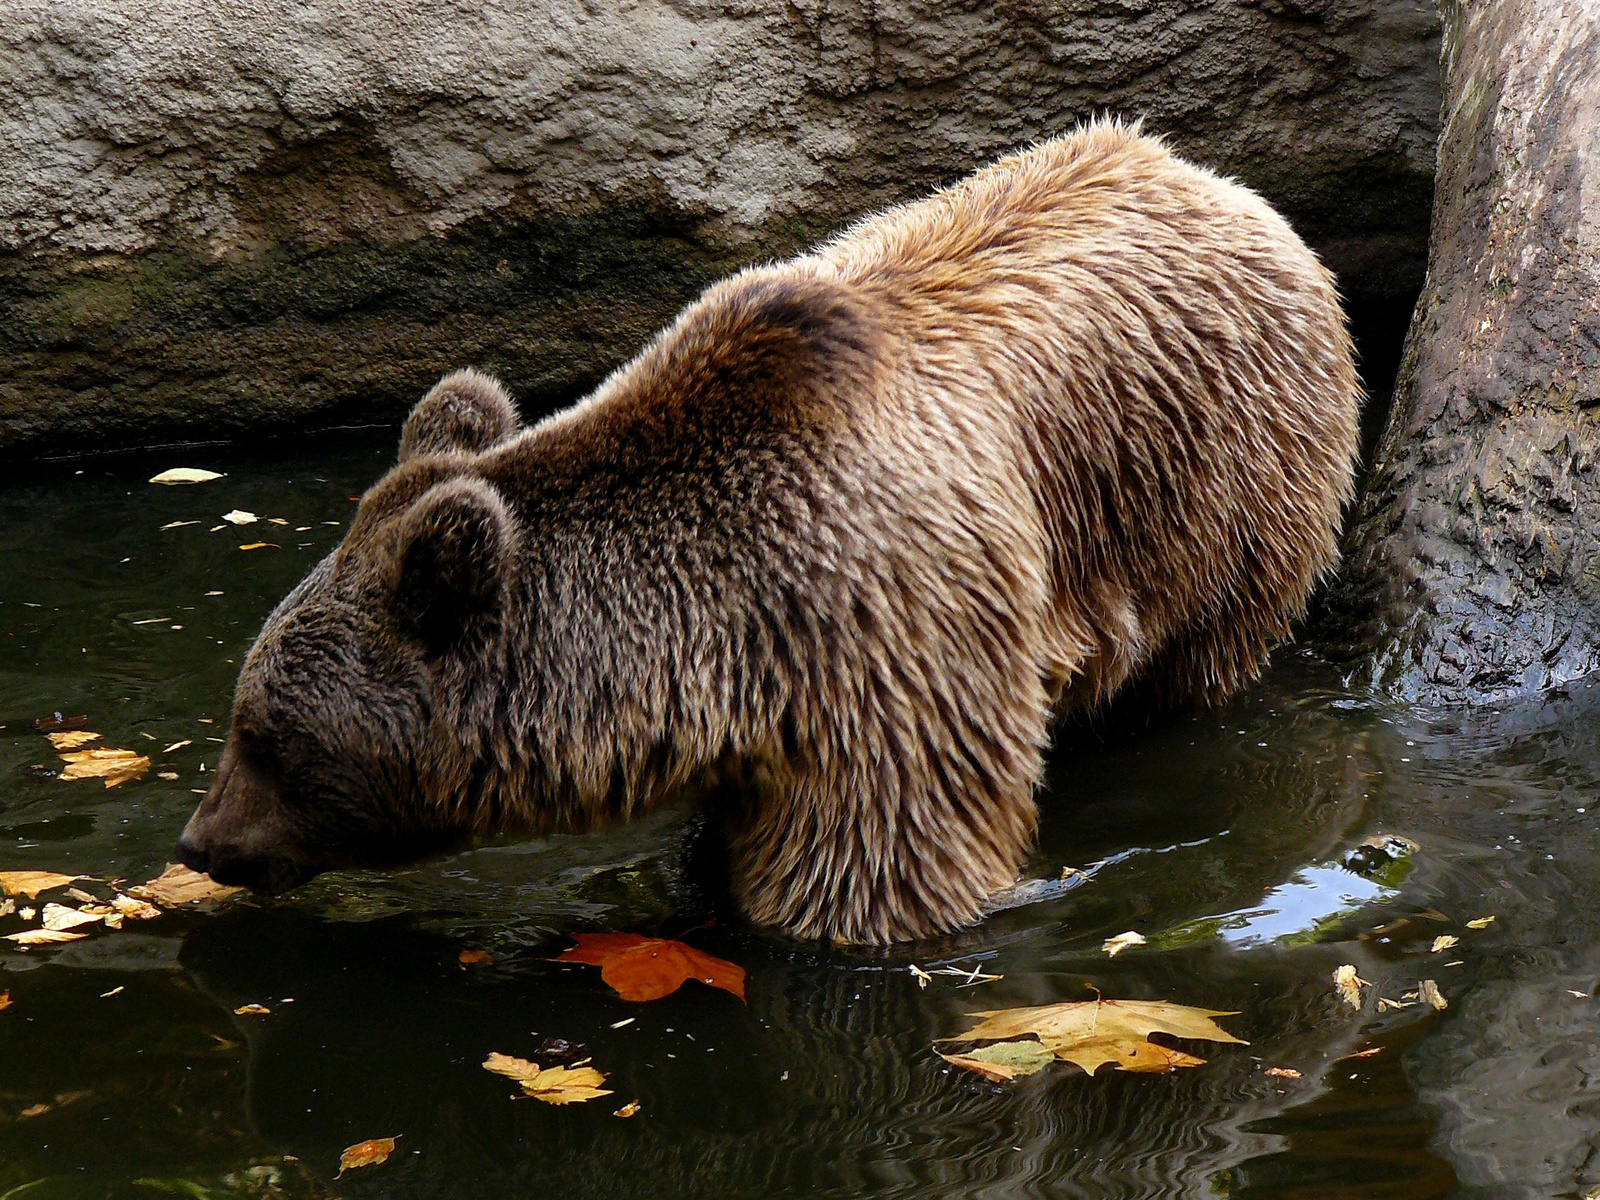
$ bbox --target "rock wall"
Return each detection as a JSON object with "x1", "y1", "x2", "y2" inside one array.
[
  {"x1": 1319, "y1": 0, "x2": 1600, "y2": 704},
  {"x1": 0, "y1": 0, "x2": 1441, "y2": 455}
]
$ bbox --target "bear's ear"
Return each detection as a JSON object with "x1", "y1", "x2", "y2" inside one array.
[
  {"x1": 390, "y1": 478, "x2": 516, "y2": 650},
  {"x1": 399, "y1": 369, "x2": 521, "y2": 462}
]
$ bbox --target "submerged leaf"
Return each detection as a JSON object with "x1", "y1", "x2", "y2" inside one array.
[
  {"x1": 58, "y1": 748, "x2": 150, "y2": 788},
  {"x1": 555, "y1": 933, "x2": 746, "y2": 1002},
  {"x1": 1419, "y1": 979, "x2": 1448, "y2": 1011},
  {"x1": 0, "y1": 871, "x2": 84, "y2": 898},
  {"x1": 938, "y1": 998, "x2": 1244, "y2": 1077},
  {"x1": 483, "y1": 1052, "x2": 613, "y2": 1104},
  {"x1": 129, "y1": 864, "x2": 243, "y2": 907},
  {"x1": 337, "y1": 1136, "x2": 397, "y2": 1176}
]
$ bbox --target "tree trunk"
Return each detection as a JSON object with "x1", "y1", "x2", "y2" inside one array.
[{"x1": 1319, "y1": 0, "x2": 1600, "y2": 704}]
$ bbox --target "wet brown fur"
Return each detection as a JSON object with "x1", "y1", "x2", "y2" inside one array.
[{"x1": 182, "y1": 121, "x2": 1360, "y2": 944}]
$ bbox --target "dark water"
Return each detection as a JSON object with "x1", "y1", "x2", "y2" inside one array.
[{"x1": 2, "y1": 428, "x2": 1599, "y2": 1200}]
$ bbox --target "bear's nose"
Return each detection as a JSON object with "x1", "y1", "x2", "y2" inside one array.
[{"x1": 174, "y1": 835, "x2": 211, "y2": 876}]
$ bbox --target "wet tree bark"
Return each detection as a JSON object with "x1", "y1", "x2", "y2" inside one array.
[{"x1": 1319, "y1": 0, "x2": 1600, "y2": 704}]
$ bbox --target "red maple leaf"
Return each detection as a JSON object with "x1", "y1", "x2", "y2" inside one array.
[{"x1": 553, "y1": 933, "x2": 746, "y2": 1003}]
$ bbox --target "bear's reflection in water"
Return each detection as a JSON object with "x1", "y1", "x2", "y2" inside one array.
[{"x1": 171, "y1": 664, "x2": 1457, "y2": 1199}]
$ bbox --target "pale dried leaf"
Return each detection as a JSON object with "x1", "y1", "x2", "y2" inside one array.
[
  {"x1": 1430, "y1": 935, "x2": 1459, "y2": 954},
  {"x1": 1265, "y1": 1066, "x2": 1302, "y2": 1079},
  {"x1": 1419, "y1": 979, "x2": 1448, "y2": 1011},
  {"x1": 5, "y1": 928, "x2": 88, "y2": 946},
  {"x1": 0, "y1": 871, "x2": 84, "y2": 898},
  {"x1": 58, "y1": 748, "x2": 150, "y2": 788},
  {"x1": 1465, "y1": 916, "x2": 1495, "y2": 930},
  {"x1": 1333, "y1": 965, "x2": 1368, "y2": 1009},
  {"x1": 129, "y1": 864, "x2": 243, "y2": 907},
  {"x1": 40, "y1": 903, "x2": 101, "y2": 931},
  {"x1": 221, "y1": 510, "x2": 258, "y2": 525},
  {"x1": 149, "y1": 468, "x2": 223, "y2": 485},
  {"x1": 110, "y1": 894, "x2": 161, "y2": 920},
  {"x1": 909, "y1": 964, "x2": 932, "y2": 990},
  {"x1": 162, "y1": 740, "x2": 192, "y2": 754},
  {"x1": 1102, "y1": 931, "x2": 1146, "y2": 958}
]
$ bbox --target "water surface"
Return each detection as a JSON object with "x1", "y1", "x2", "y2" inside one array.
[{"x1": 2, "y1": 429, "x2": 1597, "y2": 1199}]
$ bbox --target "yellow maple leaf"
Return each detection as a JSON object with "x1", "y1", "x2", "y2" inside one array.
[
  {"x1": 58, "y1": 748, "x2": 150, "y2": 788},
  {"x1": 483, "y1": 1052, "x2": 613, "y2": 1104},
  {"x1": 936, "y1": 998, "x2": 1245, "y2": 1077},
  {"x1": 46, "y1": 731, "x2": 101, "y2": 750}
]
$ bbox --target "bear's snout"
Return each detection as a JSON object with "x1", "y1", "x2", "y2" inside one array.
[{"x1": 177, "y1": 740, "x2": 319, "y2": 895}]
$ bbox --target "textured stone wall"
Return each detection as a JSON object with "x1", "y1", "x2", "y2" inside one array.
[
  {"x1": 0, "y1": 0, "x2": 1441, "y2": 454},
  {"x1": 1319, "y1": 0, "x2": 1600, "y2": 704}
]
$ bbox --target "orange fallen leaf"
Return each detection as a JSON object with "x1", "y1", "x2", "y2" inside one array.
[
  {"x1": 613, "y1": 1100, "x2": 641, "y2": 1118},
  {"x1": 1338, "y1": 1046, "x2": 1384, "y2": 1061},
  {"x1": 0, "y1": 992, "x2": 11, "y2": 1012},
  {"x1": 0, "y1": 871, "x2": 84, "y2": 898},
  {"x1": 458, "y1": 949, "x2": 493, "y2": 966},
  {"x1": 482, "y1": 1052, "x2": 613, "y2": 1104},
  {"x1": 128, "y1": 864, "x2": 243, "y2": 907},
  {"x1": 554, "y1": 933, "x2": 746, "y2": 1002},
  {"x1": 337, "y1": 1136, "x2": 397, "y2": 1176},
  {"x1": 233, "y1": 1003, "x2": 270, "y2": 1015},
  {"x1": 1265, "y1": 1066, "x2": 1303, "y2": 1079},
  {"x1": 58, "y1": 748, "x2": 150, "y2": 788}
]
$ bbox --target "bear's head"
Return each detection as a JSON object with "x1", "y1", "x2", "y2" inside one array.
[{"x1": 176, "y1": 370, "x2": 524, "y2": 892}]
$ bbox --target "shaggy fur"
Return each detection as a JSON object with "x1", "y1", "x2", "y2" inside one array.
[{"x1": 178, "y1": 121, "x2": 1360, "y2": 944}]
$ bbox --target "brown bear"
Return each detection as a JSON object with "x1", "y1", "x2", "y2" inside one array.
[{"x1": 177, "y1": 120, "x2": 1360, "y2": 944}]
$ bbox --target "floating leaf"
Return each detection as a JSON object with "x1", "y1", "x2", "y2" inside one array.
[
  {"x1": 41, "y1": 903, "x2": 101, "y2": 932},
  {"x1": 34, "y1": 713, "x2": 87, "y2": 733},
  {"x1": 483, "y1": 1052, "x2": 613, "y2": 1104},
  {"x1": 937, "y1": 998, "x2": 1245, "y2": 1077},
  {"x1": 1265, "y1": 1066, "x2": 1302, "y2": 1079},
  {"x1": 221, "y1": 510, "x2": 258, "y2": 525},
  {"x1": 149, "y1": 468, "x2": 223, "y2": 485},
  {"x1": 458, "y1": 949, "x2": 493, "y2": 966},
  {"x1": 59, "y1": 748, "x2": 150, "y2": 788},
  {"x1": 1465, "y1": 916, "x2": 1496, "y2": 930},
  {"x1": 47, "y1": 731, "x2": 101, "y2": 750},
  {"x1": 5, "y1": 929, "x2": 88, "y2": 946},
  {"x1": 1102, "y1": 931, "x2": 1145, "y2": 958},
  {"x1": 238, "y1": 543, "x2": 279, "y2": 551},
  {"x1": 110, "y1": 894, "x2": 161, "y2": 921},
  {"x1": 233, "y1": 1003, "x2": 270, "y2": 1015},
  {"x1": 1430, "y1": 935, "x2": 1460, "y2": 954},
  {"x1": 937, "y1": 1039, "x2": 1056, "y2": 1081},
  {"x1": 554, "y1": 933, "x2": 746, "y2": 1002},
  {"x1": 1419, "y1": 979, "x2": 1448, "y2": 1011},
  {"x1": 0, "y1": 871, "x2": 84, "y2": 898},
  {"x1": 613, "y1": 1100, "x2": 641, "y2": 1118},
  {"x1": 160, "y1": 520, "x2": 201, "y2": 530},
  {"x1": 163, "y1": 740, "x2": 192, "y2": 754},
  {"x1": 0, "y1": 992, "x2": 10, "y2": 1012},
  {"x1": 1333, "y1": 965, "x2": 1368, "y2": 1009},
  {"x1": 129, "y1": 864, "x2": 243, "y2": 907},
  {"x1": 337, "y1": 1136, "x2": 397, "y2": 1176}
]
